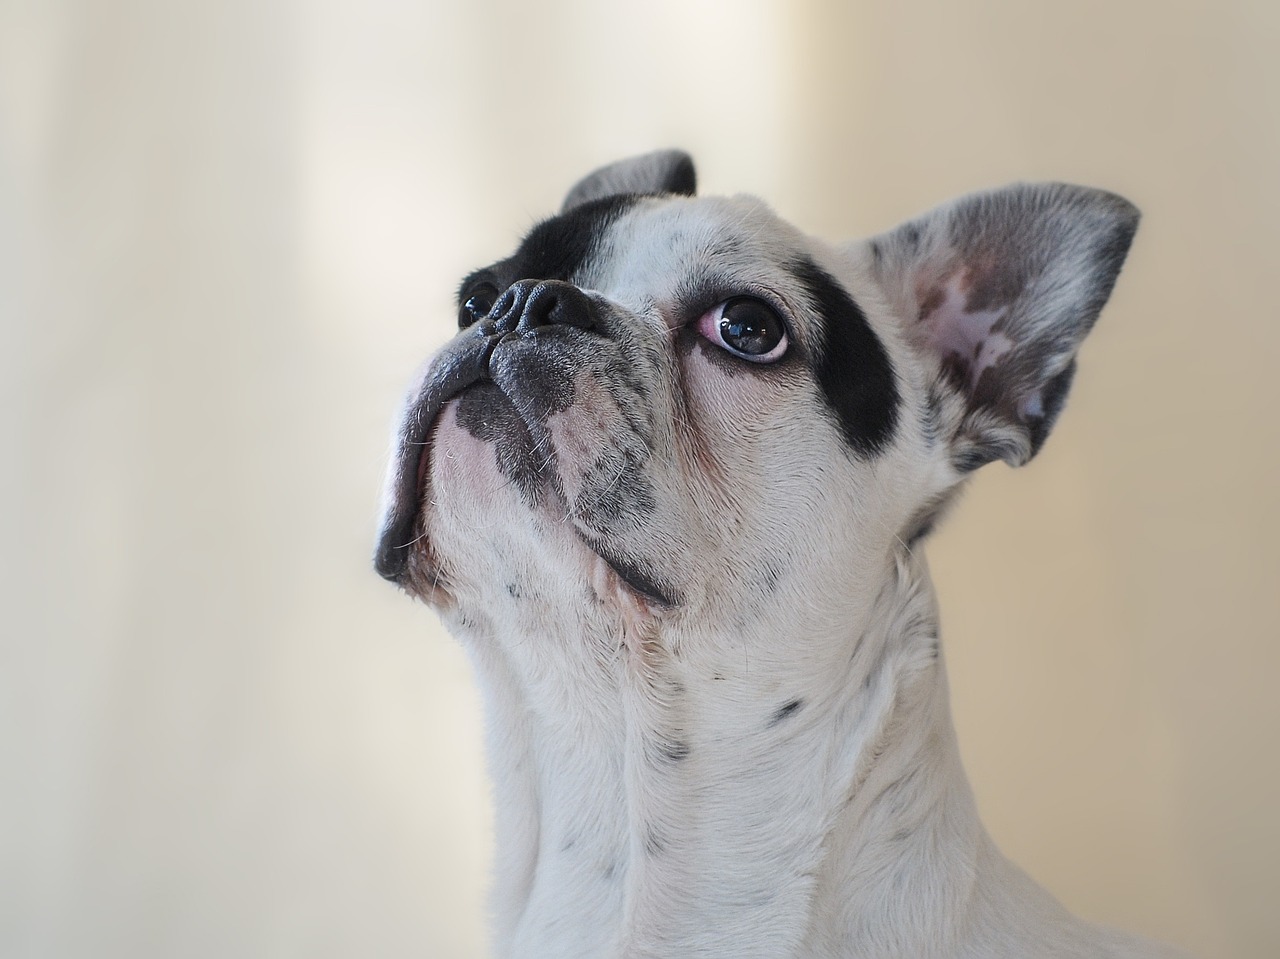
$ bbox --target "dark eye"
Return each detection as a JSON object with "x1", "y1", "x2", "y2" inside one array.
[
  {"x1": 458, "y1": 283, "x2": 499, "y2": 329},
  {"x1": 695, "y1": 296, "x2": 789, "y2": 363}
]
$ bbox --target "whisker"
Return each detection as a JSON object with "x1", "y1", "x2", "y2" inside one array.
[
  {"x1": 894, "y1": 534, "x2": 915, "y2": 560},
  {"x1": 397, "y1": 528, "x2": 429, "y2": 549}
]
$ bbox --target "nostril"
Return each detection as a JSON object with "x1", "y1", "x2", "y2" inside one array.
[
  {"x1": 521, "y1": 281, "x2": 596, "y2": 332},
  {"x1": 486, "y1": 279, "x2": 598, "y2": 334},
  {"x1": 488, "y1": 284, "x2": 528, "y2": 333}
]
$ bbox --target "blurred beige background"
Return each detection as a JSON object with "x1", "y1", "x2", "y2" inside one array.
[{"x1": 2, "y1": 0, "x2": 1277, "y2": 956}]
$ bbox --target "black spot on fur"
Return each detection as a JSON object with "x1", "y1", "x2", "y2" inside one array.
[
  {"x1": 769, "y1": 699, "x2": 803, "y2": 727},
  {"x1": 644, "y1": 825, "x2": 667, "y2": 857},
  {"x1": 753, "y1": 563, "x2": 783, "y2": 594},
  {"x1": 657, "y1": 739, "x2": 690, "y2": 764},
  {"x1": 790, "y1": 256, "x2": 899, "y2": 456},
  {"x1": 572, "y1": 446, "x2": 656, "y2": 530},
  {"x1": 453, "y1": 384, "x2": 549, "y2": 500}
]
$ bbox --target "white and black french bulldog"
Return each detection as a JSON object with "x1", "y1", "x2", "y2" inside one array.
[{"x1": 375, "y1": 152, "x2": 1182, "y2": 958}]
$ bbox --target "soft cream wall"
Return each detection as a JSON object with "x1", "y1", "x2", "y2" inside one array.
[{"x1": 2, "y1": 1, "x2": 1275, "y2": 957}]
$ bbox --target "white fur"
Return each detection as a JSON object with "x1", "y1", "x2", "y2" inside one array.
[{"x1": 381, "y1": 166, "x2": 1181, "y2": 957}]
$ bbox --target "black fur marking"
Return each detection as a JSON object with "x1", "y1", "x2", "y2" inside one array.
[
  {"x1": 644, "y1": 825, "x2": 667, "y2": 857},
  {"x1": 756, "y1": 563, "x2": 783, "y2": 594},
  {"x1": 573, "y1": 446, "x2": 655, "y2": 530},
  {"x1": 790, "y1": 256, "x2": 899, "y2": 456},
  {"x1": 509, "y1": 195, "x2": 638, "y2": 286},
  {"x1": 657, "y1": 739, "x2": 691, "y2": 764},
  {"x1": 769, "y1": 699, "x2": 803, "y2": 727},
  {"x1": 453, "y1": 384, "x2": 549, "y2": 500},
  {"x1": 453, "y1": 196, "x2": 637, "y2": 320}
]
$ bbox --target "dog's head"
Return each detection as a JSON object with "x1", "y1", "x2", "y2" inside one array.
[{"x1": 375, "y1": 152, "x2": 1137, "y2": 638}]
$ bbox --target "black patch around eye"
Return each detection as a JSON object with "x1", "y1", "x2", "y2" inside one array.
[{"x1": 789, "y1": 256, "x2": 899, "y2": 457}]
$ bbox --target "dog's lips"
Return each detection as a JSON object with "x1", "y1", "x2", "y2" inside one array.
[
  {"x1": 374, "y1": 330, "x2": 500, "y2": 584},
  {"x1": 377, "y1": 325, "x2": 681, "y2": 611}
]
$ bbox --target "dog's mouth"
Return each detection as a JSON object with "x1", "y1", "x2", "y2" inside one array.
[
  {"x1": 374, "y1": 329, "x2": 500, "y2": 585},
  {"x1": 374, "y1": 327, "x2": 680, "y2": 612}
]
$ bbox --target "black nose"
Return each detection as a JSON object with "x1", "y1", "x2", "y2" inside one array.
[{"x1": 485, "y1": 279, "x2": 598, "y2": 335}]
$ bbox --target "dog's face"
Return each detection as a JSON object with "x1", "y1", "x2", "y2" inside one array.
[{"x1": 376, "y1": 152, "x2": 1137, "y2": 648}]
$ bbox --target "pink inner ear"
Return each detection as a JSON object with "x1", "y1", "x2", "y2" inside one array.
[{"x1": 918, "y1": 274, "x2": 1014, "y2": 394}]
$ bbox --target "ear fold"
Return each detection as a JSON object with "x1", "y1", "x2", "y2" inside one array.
[
  {"x1": 561, "y1": 150, "x2": 697, "y2": 212},
  {"x1": 863, "y1": 183, "x2": 1139, "y2": 471}
]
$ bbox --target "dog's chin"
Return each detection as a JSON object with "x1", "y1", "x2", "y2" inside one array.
[{"x1": 394, "y1": 388, "x2": 677, "y2": 618}]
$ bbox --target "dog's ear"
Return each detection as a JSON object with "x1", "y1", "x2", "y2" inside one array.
[
  {"x1": 862, "y1": 183, "x2": 1139, "y2": 471},
  {"x1": 561, "y1": 150, "x2": 697, "y2": 212}
]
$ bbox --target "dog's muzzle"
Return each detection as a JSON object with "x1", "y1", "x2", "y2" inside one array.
[{"x1": 374, "y1": 280, "x2": 598, "y2": 584}]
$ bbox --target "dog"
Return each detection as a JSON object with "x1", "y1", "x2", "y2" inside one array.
[{"x1": 375, "y1": 151, "x2": 1183, "y2": 958}]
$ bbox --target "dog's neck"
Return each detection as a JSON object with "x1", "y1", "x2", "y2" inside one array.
[{"x1": 447, "y1": 545, "x2": 1101, "y2": 959}]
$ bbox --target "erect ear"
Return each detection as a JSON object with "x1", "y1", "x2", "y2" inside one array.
[
  {"x1": 863, "y1": 183, "x2": 1139, "y2": 471},
  {"x1": 561, "y1": 150, "x2": 697, "y2": 212}
]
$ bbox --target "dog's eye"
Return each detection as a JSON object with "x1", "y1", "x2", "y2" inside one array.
[
  {"x1": 696, "y1": 297, "x2": 788, "y2": 363},
  {"x1": 458, "y1": 283, "x2": 500, "y2": 329}
]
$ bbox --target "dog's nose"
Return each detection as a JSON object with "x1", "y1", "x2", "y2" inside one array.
[{"x1": 485, "y1": 279, "x2": 598, "y2": 335}]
